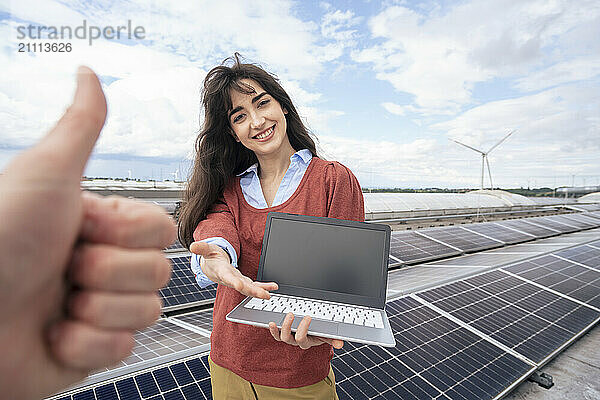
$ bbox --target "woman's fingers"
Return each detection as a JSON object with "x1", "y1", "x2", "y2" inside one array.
[
  {"x1": 69, "y1": 244, "x2": 171, "y2": 292},
  {"x1": 254, "y1": 281, "x2": 279, "y2": 291},
  {"x1": 81, "y1": 192, "x2": 176, "y2": 249},
  {"x1": 218, "y1": 269, "x2": 272, "y2": 299},
  {"x1": 68, "y1": 291, "x2": 163, "y2": 330},
  {"x1": 48, "y1": 320, "x2": 134, "y2": 370},
  {"x1": 316, "y1": 337, "x2": 345, "y2": 349},
  {"x1": 267, "y1": 314, "x2": 341, "y2": 349},
  {"x1": 189, "y1": 241, "x2": 226, "y2": 259},
  {"x1": 190, "y1": 241, "x2": 278, "y2": 297},
  {"x1": 294, "y1": 316, "x2": 314, "y2": 350},
  {"x1": 280, "y1": 313, "x2": 296, "y2": 345},
  {"x1": 268, "y1": 322, "x2": 281, "y2": 341}
]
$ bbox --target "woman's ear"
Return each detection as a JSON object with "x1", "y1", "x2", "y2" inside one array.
[{"x1": 283, "y1": 107, "x2": 288, "y2": 115}]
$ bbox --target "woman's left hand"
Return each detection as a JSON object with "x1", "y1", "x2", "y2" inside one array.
[{"x1": 268, "y1": 313, "x2": 344, "y2": 350}]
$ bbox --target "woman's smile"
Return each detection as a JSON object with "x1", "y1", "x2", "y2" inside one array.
[{"x1": 253, "y1": 124, "x2": 275, "y2": 141}]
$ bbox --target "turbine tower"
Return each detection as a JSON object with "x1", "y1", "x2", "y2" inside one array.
[{"x1": 452, "y1": 130, "x2": 516, "y2": 190}]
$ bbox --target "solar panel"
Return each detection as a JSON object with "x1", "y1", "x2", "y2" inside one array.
[
  {"x1": 171, "y1": 309, "x2": 214, "y2": 332},
  {"x1": 47, "y1": 223, "x2": 600, "y2": 400},
  {"x1": 584, "y1": 211, "x2": 600, "y2": 220},
  {"x1": 387, "y1": 265, "x2": 487, "y2": 298},
  {"x1": 49, "y1": 354, "x2": 213, "y2": 400},
  {"x1": 333, "y1": 297, "x2": 533, "y2": 400},
  {"x1": 417, "y1": 269, "x2": 600, "y2": 364},
  {"x1": 488, "y1": 243, "x2": 569, "y2": 254},
  {"x1": 417, "y1": 226, "x2": 504, "y2": 253},
  {"x1": 389, "y1": 231, "x2": 462, "y2": 264},
  {"x1": 428, "y1": 252, "x2": 532, "y2": 267},
  {"x1": 495, "y1": 219, "x2": 559, "y2": 239},
  {"x1": 90, "y1": 319, "x2": 210, "y2": 379},
  {"x1": 568, "y1": 204, "x2": 600, "y2": 212},
  {"x1": 504, "y1": 254, "x2": 600, "y2": 309},
  {"x1": 161, "y1": 256, "x2": 217, "y2": 310},
  {"x1": 164, "y1": 239, "x2": 187, "y2": 253},
  {"x1": 552, "y1": 214, "x2": 597, "y2": 229},
  {"x1": 562, "y1": 213, "x2": 600, "y2": 226},
  {"x1": 461, "y1": 223, "x2": 535, "y2": 245},
  {"x1": 526, "y1": 216, "x2": 579, "y2": 233},
  {"x1": 553, "y1": 245, "x2": 600, "y2": 269}
]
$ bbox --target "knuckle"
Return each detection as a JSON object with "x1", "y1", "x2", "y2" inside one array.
[
  {"x1": 75, "y1": 245, "x2": 111, "y2": 287},
  {"x1": 71, "y1": 292, "x2": 103, "y2": 324},
  {"x1": 56, "y1": 323, "x2": 85, "y2": 361}
]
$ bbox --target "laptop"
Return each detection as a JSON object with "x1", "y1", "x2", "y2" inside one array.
[{"x1": 226, "y1": 212, "x2": 396, "y2": 347}]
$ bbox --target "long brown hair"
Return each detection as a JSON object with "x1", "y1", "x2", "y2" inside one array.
[{"x1": 178, "y1": 53, "x2": 319, "y2": 248}]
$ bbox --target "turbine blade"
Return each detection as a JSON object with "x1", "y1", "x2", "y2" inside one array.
[
  {"x1": 487, "y1": 129, "x2": 516, "y2": 154},
  {"x1": 451, "y1": 139, "x2": 485, "y2": 155}
]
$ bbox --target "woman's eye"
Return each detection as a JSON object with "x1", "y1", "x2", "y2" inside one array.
[
  {"x1": 233, "y1": 114, "x2": 244, "y2": 123},
  {"x1": 258, "y1": 99, "x2": 270, "y2": 107}
]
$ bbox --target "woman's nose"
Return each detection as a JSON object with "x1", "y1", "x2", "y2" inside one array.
[{"x1": 250, "y1": 113, "x2": 265, "y2": 129}]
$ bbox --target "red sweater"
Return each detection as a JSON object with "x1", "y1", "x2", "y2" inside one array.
[{"x1": 193, "y1": 157, "x2": 365, "y2": 388}]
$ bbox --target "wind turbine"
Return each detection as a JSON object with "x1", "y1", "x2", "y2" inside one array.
[{"x1": 451, "y1": 130, "x2": 516, "y2": 190}]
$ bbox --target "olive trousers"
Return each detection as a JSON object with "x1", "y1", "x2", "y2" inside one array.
[{"x1": 208, "y1": 357, "x2": 339, "y2": 400}]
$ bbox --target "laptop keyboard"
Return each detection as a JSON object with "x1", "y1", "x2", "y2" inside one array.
[{"x1": 244, "y1": 294, "x2": 384, "y2": 328}]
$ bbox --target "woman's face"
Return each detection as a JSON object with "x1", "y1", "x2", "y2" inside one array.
[{"x1": 228, "y1": 79, "x2": 290, "y2": 157}]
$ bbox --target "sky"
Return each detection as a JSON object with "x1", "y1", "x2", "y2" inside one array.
[{"x1": 1, "y1": 0, "x2": 599, "y2": 189}]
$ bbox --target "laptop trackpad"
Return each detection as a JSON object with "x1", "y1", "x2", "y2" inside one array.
[{"x1": 290, "y1": 318, "x2": 338, "y2": 336}]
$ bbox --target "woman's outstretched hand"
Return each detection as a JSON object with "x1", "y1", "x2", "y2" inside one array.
[
  {"x1": 190, "y1": 241, "x2": 278, "y2": 298},
  {"x1": 269, "y1": 313, "x2": 344, "y2": 350}
]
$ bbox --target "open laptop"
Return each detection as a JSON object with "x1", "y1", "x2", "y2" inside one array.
[{"x1": 226, "y1": 212, "x2": 396, "y2": 347}]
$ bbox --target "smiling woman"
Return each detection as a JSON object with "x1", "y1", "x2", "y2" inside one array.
[{"x1": 177, "y1": 53, "x2": 364, "y2": 399}]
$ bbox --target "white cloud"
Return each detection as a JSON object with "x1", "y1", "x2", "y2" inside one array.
[
  {"x1": 0, "y1": 0, "x2": 348, "y2": 161},
  {"x1": 514, "y1": 56, "x2": 600, "y2": 92},
  {"x1": 353, "y1": 0, "x2": 600, "y2": 115},
  {"x1": 321, "y1": 9, "x2": 361, "y2": 42},
  {"x1": 431, "y1": 82, "x2": 600, "y2": 185},
  {"x1": 381, "y1": 102, "x2": 406, "y2": 116}
]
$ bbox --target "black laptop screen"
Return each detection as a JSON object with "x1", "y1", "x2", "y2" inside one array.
[{"x1": 260, "y1": 216, "x2": 387, "y2": 300}]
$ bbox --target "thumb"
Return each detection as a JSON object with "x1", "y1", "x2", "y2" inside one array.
[
  {"x1": 190, "y1": 241, "x2": 223, "y2": 258},
  {"x1": 40, "y1": 66, "x2": 107, "y2": 177}
]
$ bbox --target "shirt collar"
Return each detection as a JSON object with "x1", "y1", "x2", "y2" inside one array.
[{"x1": 236, "y1": 149, "x2": 312, "y2": 177}]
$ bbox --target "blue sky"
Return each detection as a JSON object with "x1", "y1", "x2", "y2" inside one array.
[{"x1": 1, "y1": 0, "x2": 599, "y2": 188}]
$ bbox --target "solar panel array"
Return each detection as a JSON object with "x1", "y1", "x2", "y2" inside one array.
[
  {"x1": 553, "y1": 214, "x2": 597, "y2": 229},
  {"x1": 460, "y1": 223, "x2": 535, "y2": 245},
  {"x1": 526, "y1": 216, "x2": 578, "y2": 234},
  {"x1": 495, "y1": 219, "x2": 559, "y2": 238},
  {"x1": 160, "y1": 256, "x2": 217, "y2": 310},
  {"x1": 586, "y1": 211, "x2": 600, "y2": 220},
  {"x1": 417, "y1": 226, "x2": 504, "y2": 253},
  {"x1": 505, "y1": 255, "x2": 600, "y2": 309},
  {"x1": 164, "y1": 239, "x2": 186, "y2": 253},
  {"x1": 389, "y1": 231, "x2": 461, "y2": 265},
  {"x1": 48, "y1": 213, "x2": 600, "y2": 400},
  {"x1": 52, "y1": 355, "x2": 213, "y2": 400},
  {"x1": 172, "y1": 309, "x2": 215, "y2": 332},
  {"x1": 333, "y1": 297, "x2": 533, "y2": 400},
  {"x1": 93, "y1": 319, "x2": 210, "y2": 376},
  {"x1": 566, "y1": 204, "x2": 600, "y2": 212},
  {"x1": 417, "y1": 269, "x2": 599, "y2": 365}
]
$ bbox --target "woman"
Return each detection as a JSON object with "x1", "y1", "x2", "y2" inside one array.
[{"x1": 178, "y1": 54, "x2": 364, "y2": 399}]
